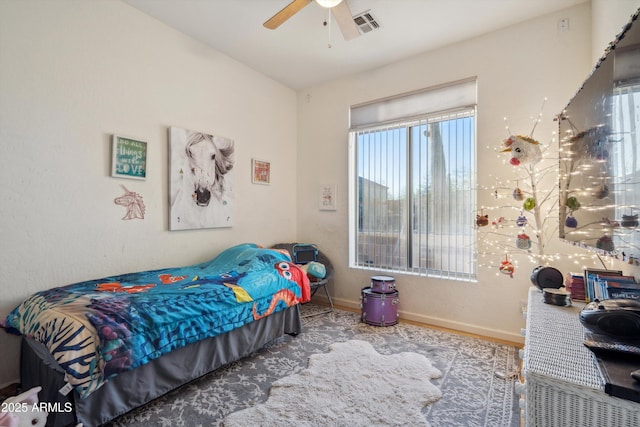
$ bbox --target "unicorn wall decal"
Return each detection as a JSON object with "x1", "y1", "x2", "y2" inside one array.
[{"x1": 114, "y1": 185, "x2": 146, "y2": 220}]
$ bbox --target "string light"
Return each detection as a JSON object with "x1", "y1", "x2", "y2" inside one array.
[{"x1": 478, "y1": 100, "x2": 640, "y2": 280}]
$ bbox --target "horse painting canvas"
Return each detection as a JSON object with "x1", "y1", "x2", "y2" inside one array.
[{"x1": 169, "y1": 126, "x2": 235, "y2": 230}]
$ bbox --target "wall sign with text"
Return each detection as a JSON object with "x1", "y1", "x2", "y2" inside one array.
[{"x1": 112, "y1": 135, "x2": 147, "y2": 180}]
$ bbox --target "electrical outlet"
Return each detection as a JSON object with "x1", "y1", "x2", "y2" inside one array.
[{"x1": 558, "y1": 18, "x2": 570, "y2": 32}]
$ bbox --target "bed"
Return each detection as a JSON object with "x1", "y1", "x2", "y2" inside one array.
[{"x1": 2, "y1": 243, "x2": 311, "y2": 427}]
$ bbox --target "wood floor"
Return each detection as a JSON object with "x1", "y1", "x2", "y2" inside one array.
[{"x1": 330, "y1": 302, "x2": 523, "y2": 348}]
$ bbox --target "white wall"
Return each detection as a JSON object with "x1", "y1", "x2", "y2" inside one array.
[
  {"x1": 0, "y1": 0, "x2": 298, "y2": 386},
  {"x1": 592, "y1": 0, "x2": 640, "y2": 63},
  {"x1": 297, "y1": 3, "x2": 596, "y2": 342}
]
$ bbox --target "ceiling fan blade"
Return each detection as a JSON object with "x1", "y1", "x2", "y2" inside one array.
[
  {"x1": 264, "y1": 0, "x2": 313, "y2": 30},
  {"x1": 332, "y1": 1, "x2": 360, "y2": 41}
]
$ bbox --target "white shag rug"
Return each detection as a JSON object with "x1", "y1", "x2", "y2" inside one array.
[{"x1": 223, "y1": 339, "x2": 442, "y2": 427}]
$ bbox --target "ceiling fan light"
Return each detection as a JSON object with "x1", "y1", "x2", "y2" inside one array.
[{"x1": 315, "y1": 0, "x2": 343, "y2": 8}]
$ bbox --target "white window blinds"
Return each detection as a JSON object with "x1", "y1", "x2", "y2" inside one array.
[
  {"x1": 350, "y1": 77, "x2": 477, "y2": 130},
  {"x1": 348, "y1": 78, "x2": 477, "y2": 280}
]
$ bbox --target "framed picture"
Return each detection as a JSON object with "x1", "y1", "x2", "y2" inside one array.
[
  {"x1": 252, "y1": 159, "x2": 270, "y2": 184},
  {"x1": 111, "y1": 135, "x2": 147, "y2": 180},
  {"x1": 169, "y1": 126, "x2": 235, "y2": 230},
  {"x1": 319, "y1": 184, "x2": 337, "y2": 211}
]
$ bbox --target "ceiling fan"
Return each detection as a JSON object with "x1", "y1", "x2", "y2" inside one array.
[{"x1": 263, "y1": 0, "x2": 361, "y2": 41}]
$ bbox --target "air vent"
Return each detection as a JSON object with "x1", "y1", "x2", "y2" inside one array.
[{"x1": 353, "y1": 10, "x2": 381, "y2": 35}]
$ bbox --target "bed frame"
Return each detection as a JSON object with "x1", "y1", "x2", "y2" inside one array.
[{"x1": 21, "y1": 305, "x2": 302, "y2": 427}]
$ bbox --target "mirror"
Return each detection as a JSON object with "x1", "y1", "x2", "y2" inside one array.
[{"x1": 559, "y1": 10, "x2": 640, "y2": 260}]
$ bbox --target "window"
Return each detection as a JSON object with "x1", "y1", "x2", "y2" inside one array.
[
  {"x1": 348, "y1": 78, "x2": 477, "y2": 280},
  {"x1": 613, "y1": 82, "x2": 640, "y2": 231}
]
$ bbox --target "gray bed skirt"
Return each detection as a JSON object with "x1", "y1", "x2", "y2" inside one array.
[{"x1": 21, "y1": 305, "x2": 302, "y2": 427}]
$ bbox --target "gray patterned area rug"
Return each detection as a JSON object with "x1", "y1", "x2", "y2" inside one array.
[{"x1": 108, "y1": 305, "x2": 520, "y2": 427}]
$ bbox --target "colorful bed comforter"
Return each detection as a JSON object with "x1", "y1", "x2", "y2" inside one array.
[{"x1": 2, "y1": 243, "x2": 310, "y2": 398}]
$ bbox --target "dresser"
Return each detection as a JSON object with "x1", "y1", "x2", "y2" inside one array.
[{"x1": 522, "y1": 287, "x2": 640, "y2": 426}]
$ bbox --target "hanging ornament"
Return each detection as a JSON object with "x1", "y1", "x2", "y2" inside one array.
[
  {"x1": 476, "y1": 210, "x2": 489, "y2": 227},
  {"x1": 512, "y1": 187, "x2": 524, "y2": 201},
  {"x1": 523, "y1": 197, "x2": 536, "y2": 211},
  {"x1": 501, "y1": 135, "x2": 542, "y2": 166},
  {"x1": 566, "y1": 196, "x2": 581, "y2": 211},
  {"x1": 565, "y1": 212, "x2": 578, "y2": 228},
  {"x1": 595, "y1": 182, "x2": 609, "y2": 199},
  {"x1": 596, "y1": 234, "x2": 614, "y2": 251},
  {"x1": 516, "y1": 232, "x2": 532, "y2": 250},
  {"x1": 512, "y1": 181, "x2": 524, "y2": 201},
  {"x1": 499, "y1": 255, "x2": 515, "y2": 278},
  {"x1": 492, "y1": 216, "x2": 505, "y2": 228},
  {"x1": 516, "y1": 212, "x2": 528, "y2": 227}
]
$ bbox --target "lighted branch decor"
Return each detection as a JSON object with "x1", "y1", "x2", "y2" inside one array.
[
  {"x1": 478, "y1": 103, "x2": 609, "y2": 278},
  {"x1": 477, "y1": 101, "x2": 561, "y2": 277}
]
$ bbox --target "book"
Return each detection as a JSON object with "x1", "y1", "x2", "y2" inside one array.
[
  {"x1": 565, "y1": 272, "x2": 586, "y2": 301},
  {"x1": 597, "y1": 275, "x2": 640, "y2": 299},
  {"x1": 607, "y1": 287, "x2": 640, "y2": 299},
  {"x1": 600, "y1": 276, "x2": 638, "y2": 287},
  {"x1": 584, "y1": 269, "x2": 623, "y2": 302},
  {"x1": 596, "y1": 275, "x2": 637, "y2": 300}
]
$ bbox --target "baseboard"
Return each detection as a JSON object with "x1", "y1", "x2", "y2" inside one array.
[
  {"x1": 0, "y1": 382, "x2": 19, "y2": 400},
  {"x1": 0, "y1": 381, "x2": 19, "y2": 390},
  {"x1": 311, "y1": 295, "x2": 524, "y2": 346}
]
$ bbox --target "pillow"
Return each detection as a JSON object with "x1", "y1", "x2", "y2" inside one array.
[{"x1": 300, "y1": 261, "x2": 326, "y2": 281}]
